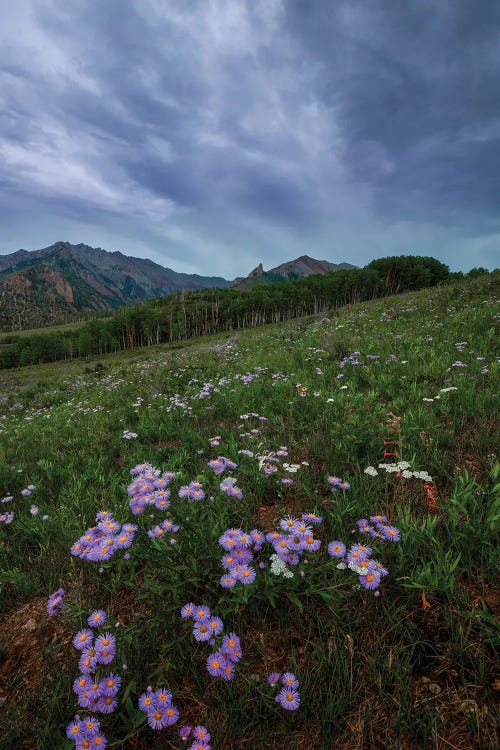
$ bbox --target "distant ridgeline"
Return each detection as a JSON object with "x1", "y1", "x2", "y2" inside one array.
[{"x1": 0, "y1": 256, "x2": 456, "y2": 369}]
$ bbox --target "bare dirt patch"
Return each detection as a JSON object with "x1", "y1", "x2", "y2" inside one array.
[{"x1": 0, "y1": 597, "x2": 73, "y2": 706}]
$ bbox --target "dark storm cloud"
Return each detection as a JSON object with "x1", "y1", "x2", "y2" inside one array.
[
  {"x1": 285, "y1": 0, "x2": 500, "y2": 225},
  {"x1": 0, "y1": 0, "x2": 499, "y2": 275}
]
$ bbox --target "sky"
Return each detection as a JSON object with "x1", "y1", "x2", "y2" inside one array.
[{"x1": 1, "y1": 0, "x2": 499, "y2": 278}]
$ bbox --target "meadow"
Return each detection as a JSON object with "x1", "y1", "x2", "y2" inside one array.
[{"x1": 0, "y1": 272, "x2": 498, "y2": 750}]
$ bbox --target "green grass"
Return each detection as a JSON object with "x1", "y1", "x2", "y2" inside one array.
[
  {"x1": 0, "y1": 273, "x2": 498, "y2": 750},
  {"x1": 0, "y1": 318, "x2": 93, "y2": 340}
]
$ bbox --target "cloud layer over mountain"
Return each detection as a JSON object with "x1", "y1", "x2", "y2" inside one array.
[{"x1": 1, "y1": 1, "x2": 499, "y2": 274}]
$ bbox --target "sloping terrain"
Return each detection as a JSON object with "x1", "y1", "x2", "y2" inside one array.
[
  {"x1": 0, "y1": 273, "x2": 498, "y2": 749},
  {"x1": 0, "y1": 241, "x2": 232, "y2": 329}
]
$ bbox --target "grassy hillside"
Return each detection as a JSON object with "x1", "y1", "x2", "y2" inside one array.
[
  {"x1": 0, "y1": 255, "x2": 452, "y2": 369},
  {"x1": 0, "y1": 273, "x2": 498, "y2": 750}
]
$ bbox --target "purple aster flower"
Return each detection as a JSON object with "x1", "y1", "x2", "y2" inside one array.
[
  {"x1": 73, "y1": 675, "x2": 92, "y2": 694},
  {"x1": 300, "y1": 534, "x2": 321, "y2": 552},
  {"x1": 220, "y1": 573, "x2": 237, "y2": 588},
  {"x1": 267, "y1": 672, "x2": 280, "y2": 685},
  {"x1": 154, "y1": 687, "x2": 173, "y2": 707},
  {"x1": 206, "y1": 652, "x2": 226, "y2": 677},
  {"x1": 302, "y1": 512, "x2": 322, "y2": 524},
  {"x1": 193, "y1": 605, "x2": 211, "y2": 621},
  {"x1": 276, "y1": 687, "x2": 300, "y2": 710},
  {"x1": 237, "y1": 565, "x2": 256, "y2": 584},
  {"x1": 280, "y1": 516, "x2": 300, "y2": 532},
  {"x1": 147, "y1": 705, "x2": 179, "y2": 728},
  {"x1": 327, "y1": 475, "x2": 342, "y2": 486},
  {"x1": 190, "y1": 487, "x2": 205, "y2": 501},
  {"x1": 73, "y1": 629, "x2": 94, "y2": 651},
  {"x1": 78, "y1": 651, "x2": 98, "y2": 674},
  {"x1": 208, "y1": 458, "x2": 225, "y2": 475},
  {"x1": 351, "y1": 543, "x2": 372, "y2": 557},
  {"x1": 98, "y1": 673, "x2": 121, "y2": 697},
  {"x1": 97, "y1": 695, "x2": 118, "y2": 713},
  {"x1": 88, "y1": 610, "x2": 107, "y2": 628},
  {"x1": 193, "y1": 621, "x2": 211, "y2": 642},
  {"x1": 95, "y1": 632, "x2": 115, "y2": 653},
  {"x1": 95, "y1": 648, "x2": 115, "y2": 666},
  {"x1": 221, "y1": 553, "x2": 237, "y2": 569},
  {"x1": 381, "y1": 525, "x2": 401, "y2": 542},
  {"x1": 179, "y1": 725, "x2": 192, "y2": 740},
  {"x1": 162, "y1": 704, "x2": 180, "y2": 725},
  {"x1": 88, "y1": 734, "x2": 107, "y2": 750},
  {"x1": 207, "y1": 616, "x2": 224, "y2": 636},
  {"x1": 220, "y1": 661, "x2": 235, "y2": 680},
  {"x1": 359, "y1": 572, "x2": 381, "y2": 590},
  {"x1": 138, "y1": 690, "x2": 157, "y2": 712},
  {"x1": 373, "y1": 560, "x2": 389, "y2": 577},
  {"x1": 66, "y1": 717, "x2": 84, "y2": 741},
  {"x1": 77, "y1": 689, "x2": 95, "y2": 709},
  {"x1": 221, "y1": 633, "x2": 242, "y2": 662},
  {"x1": 232, "y1": 547, "x2": 253, "y2": 565},
  {"x1": 346, "y1": 544, "x2": 372, "y2": 565},
  {"x1": 180, "y1": 602, "x2": 196, "y2": 619},
  {"x1": 250, "y1": 529, "x2": 264, "y2": 548},
  {"x1": 327, "y1": 541, "x2": 346, "y2": 558},
  {"x1": 192, "y1": 726, "x2": 211, "y2": 742},
  {"x1": 81, "y1": 715, "x2": 100, "y2": 737},
  {"x1": 281, "y1": 672, "x2": 299, "y2": 689},
  {"x1": 47, "y1": 588, "x2": 64, "y2": 616}
]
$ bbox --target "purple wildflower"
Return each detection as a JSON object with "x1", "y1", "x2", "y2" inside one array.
[
  {"x1": 99, "y1": 673, "x2": 121, "y2": 697},
  {"x1": 138, "y1": 690, "x2": 156, "y2": 712},
  {"x1": 327, "y1": 541, "x2": 346, "y2": 558},
  {"x1": 179, "y1": 725, "x2": 192, "y2": 740},
  {"x1": 97, "y1": 695, "x2": 118, "y2": 713},
  {"x1": 181, "y1": 602, "x2": 196, "y2": 619},
  {"x1": 206, "y1": 652, "x2": 226, "y2": 677},
  {"x1": 88, "y1": 610, "x2": 107, "y2": 628},
  {"x1": 281, "y1": 672, "x2": 299, "y2": 689},
  {"x1": 359, "y1": 572, "x2": 381, "y2": 590},
  {"x1": 276, "y1": 687, "x2": 300, "y2": 710},
  {"x1": 47, "y1": 588, "x2": 64, "y2": 616},
  {"x1": 73, "y1": 629, "x2": 94, "y2": 651},
  {"x1": 192, "y1": 726, "x2": 211, "y2": 742},
  {"x1": 381, "y1": 525, "x2": 401, "y2": 542},
  {"x1": 193, "y1": 621, "x2": 211, "y2": 642}
]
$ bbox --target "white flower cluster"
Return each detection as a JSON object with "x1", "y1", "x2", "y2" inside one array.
[
  {"x1": 423, "y1": 386, "x2": 458, "y2": 402},
  {"x1": 282, "y1": 463, "x2": 301, "y2": 474},
  {"x1": 269, "y1": 553, "x2": 294, "y2": 578},
  {"x1": 364, "y1": 461, "x2": 432, "y2": 483}
]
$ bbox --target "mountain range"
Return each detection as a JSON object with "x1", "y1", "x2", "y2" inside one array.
[{"x1": 0, "y1": 242, "x2": 355, "y2": 330}]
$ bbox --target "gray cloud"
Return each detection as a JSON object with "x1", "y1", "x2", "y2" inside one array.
[{"x1": 0, "y1": 0, "x2": 499, "y2": 275}]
